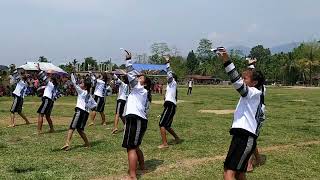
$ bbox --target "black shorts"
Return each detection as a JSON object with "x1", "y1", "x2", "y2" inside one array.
[
  {"x1": 224, "y1": 135, "x2": 257, "y2": 172},
  {"x1": 115, "y1": 99, "x2": 126, "y2": 117},
  {"x1": 159, "y1": 101, "x2": 176, "y2": 129},
  {"x1": 10, "y1": 95, "x2": 23, "y2": 113},
  {"x1": 37, "y1": 97, "x2": 54, "y2": 116},
  {"x1": 69, "y1": 108, "x2": 89, "y2": 130},
  {"x1": 122, "y1": 114, "x2": 148, "y2": 149},
  {"x1": 93, "y1": 95, "x2": 105, "y2": 112}
]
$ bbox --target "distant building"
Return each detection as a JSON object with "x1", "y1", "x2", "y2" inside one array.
[
  {"x1": 75, "y1": 62, "x2": 113, "y2": 73},
  {"x1": 186, "y1": 75, "x2": 222, "y2": 85}
]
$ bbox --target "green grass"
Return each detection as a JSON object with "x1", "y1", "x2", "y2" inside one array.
[{"x1": 0, "y1": 86, "x2": 319, "y2": 179}]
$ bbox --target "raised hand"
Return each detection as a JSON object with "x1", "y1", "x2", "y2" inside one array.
[
  {"x1": 247, "y1": 58, "x2": 257, "y2": 65},
  {"x1": 216, "y1": 48, "x2": 229, "y2": 63},
  {"x1": 163, "y1": 55, "x2": 170, "y2": 63},
  {"x1": 125, "y1": 50, "x2": 132, "y2": 60},
  {"x1": 71, "y1": 73, "x2": 76, "y2": 84}
]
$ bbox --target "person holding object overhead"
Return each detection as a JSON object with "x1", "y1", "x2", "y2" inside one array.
[
  {"x1": 245, "y1": 58, "x2": 266, "y2": 172},
  {"x1": 111, "y1": 73, "x2": 129, "y2": 134},
  {"x1": 158, "y1": 55, "x2": 181, "y2": 149},
  {"x1": 36, "y1": 64, "x2": 62, "y2": 134},
  {"x1": 88, "y1": 72, "x2": 111, "y2": 126},
  {"x1": 61, "y1": 73, "x2": 97, "y2": 151},
  {"x1": 9, "y1": 70, "x2": 30, "y2": 127},
  {"x1": 122, "y1": 49, "x2": 152, "y2": 180},
  {"x1": 215, "y1": 47, "x2": 265, "y2": 180}
]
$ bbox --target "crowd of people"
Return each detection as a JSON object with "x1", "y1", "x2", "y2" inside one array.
[{"x1": 6, "y1": 48, "x2": 266, "y2": 180}]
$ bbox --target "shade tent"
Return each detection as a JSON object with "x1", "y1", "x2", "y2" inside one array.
[
  {"x1": 18, "y1": 62, "x2": 67, "y2": 75},
  {"x1": 132, "y1": 63, "x2": 167, "y2": 72}
]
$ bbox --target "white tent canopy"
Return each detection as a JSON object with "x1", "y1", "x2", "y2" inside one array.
[{"x1": 19, "y1": 62, "x2": 67, "y2": 74}]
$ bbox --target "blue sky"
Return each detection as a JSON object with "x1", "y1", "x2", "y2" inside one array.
[{"x1": 0, "y1": 0, "x2": 319, "y2": 65}]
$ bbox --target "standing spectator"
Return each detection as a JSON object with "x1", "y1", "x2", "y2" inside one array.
[
  {"x1": 159, "y1": 82, "x2": 163, "y2": 95},
  {"x1": 187, "y1": 79, "x2": 193, "y2": 95}
]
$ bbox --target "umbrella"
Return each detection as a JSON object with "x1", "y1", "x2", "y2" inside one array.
[{"x1": 19, "y1": 62, "x2": 67, "y2": 74}]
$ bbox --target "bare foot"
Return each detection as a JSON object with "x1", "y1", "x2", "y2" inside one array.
[
  {"x1": 247, "y1": 164, "x2": 254, "y2": 172},
  {"x1": 48, "y1": 129, "x2": 55, "y2": 133},
  {"x1": 84, "y1": 144, "x2": 91, "y2": 148},
  {"x1": 158, "y1": 144, "x2": 169, "y2": 149},
  {"x1": 34, "y1": 131, "x2": 43, "y2": 135},
  {"x1": 61, "y1": 144, "x2": 70, "y2": 151}
]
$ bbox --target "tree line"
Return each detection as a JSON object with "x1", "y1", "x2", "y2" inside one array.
[
  {"x1": 145, "y1": 40, "x2": 320, "y2": 86},
  {"x1": 13, "y1": 39, "x2": 320, "y2": 86}
]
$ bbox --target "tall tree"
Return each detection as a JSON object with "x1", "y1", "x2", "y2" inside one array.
[
  {"x1": 119, "y1": 64, "x2": 126, "y2": 69},
  {"x1": 249, "y1": 45, "x2": 272, "y2": 73},
  {"x1": 59, "y1": 63, "x2": 74, "y2": 73},
  {"x1": 149, "y1": 42, "x2": 171, "y2": 64},
  {"x1": 112, "y1": 64, "x2": 119, "y2": 71},
  {"x1": 136, "y1": 53, "x2": 148, "y2": 64},
  {"x1": 38, "y1": 56, "x2": 49, "y2": 62},
  {"x1": 186, "y1": 50, "x2": 199, "y2": 75},
  {"x1": 82, "y1": 57, "x2": 98, "y2": 71},
  {"x1": 196, "y1": 38, "x2": 213, "y2": 62},
  {"x1": 196, "y1": 39, "x2": 215, "y2": 75},
  {"x1": 293, "y1": 42, "x2": 320, "y2": 85},
  {"x1": 170, "y1": 56, "x2": 187, "y2": 78}
]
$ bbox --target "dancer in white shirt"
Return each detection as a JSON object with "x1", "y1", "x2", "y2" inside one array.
[
  {"x1": 36, "y1": 65, "x2": 62, "y2": 134},
  {"x1": 121, "y1": 50, "x2": 152, "y2": 180},
  {"x1": 9, "y1": 70, "x2": 30, "y2": 127},
  {"x1": 89, "y1": 72, "x2": 112, "y2": 126},
  {"x1": 158, "y1": 56, "x2": 181, "y2": 149},
  {"x1": 61, "y1": 74, "x2": 97, "y2": 151},
  {"x1": 111, "y1": 74, "x2": 129, "y2": 134},
  {"x1": 216, "y1": 48, "x2": 265, "y2": 180}
]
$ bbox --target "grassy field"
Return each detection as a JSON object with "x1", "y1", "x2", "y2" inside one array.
[{"x1": 0, "y1": 86, "x2": 319, "y2": 180}]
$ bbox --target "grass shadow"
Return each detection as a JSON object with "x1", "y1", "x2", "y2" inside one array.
[
  {"x1": 52, "y1": 139, "x2": 105, "y2": 152},
  {"x1": 50, "y1": 128, "x2": 69, "y2": 134},
  {"x1": 10, "y1": 122, "x2": 37, "y2": 127},
  {"x1": 10, "y1": 167, "x2": 36, "y2": 173},
  {"x1": 168, "y1": 139, "x2": 185, "y2": 145},
  {"x1": 137, "y1": 159, "x2": 164, "y2": 178},
  {"x1": 255, "y1": 154, "x2": 267, "y2": 168}
]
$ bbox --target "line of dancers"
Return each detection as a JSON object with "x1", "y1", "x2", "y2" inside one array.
[{"x1": 8, "y1": 48, "x2": 266, "y2": 180}]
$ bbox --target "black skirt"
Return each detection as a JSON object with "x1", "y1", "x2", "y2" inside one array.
[{"x1": 69, "y1": 108, "x2": 89, "y2": 130}]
